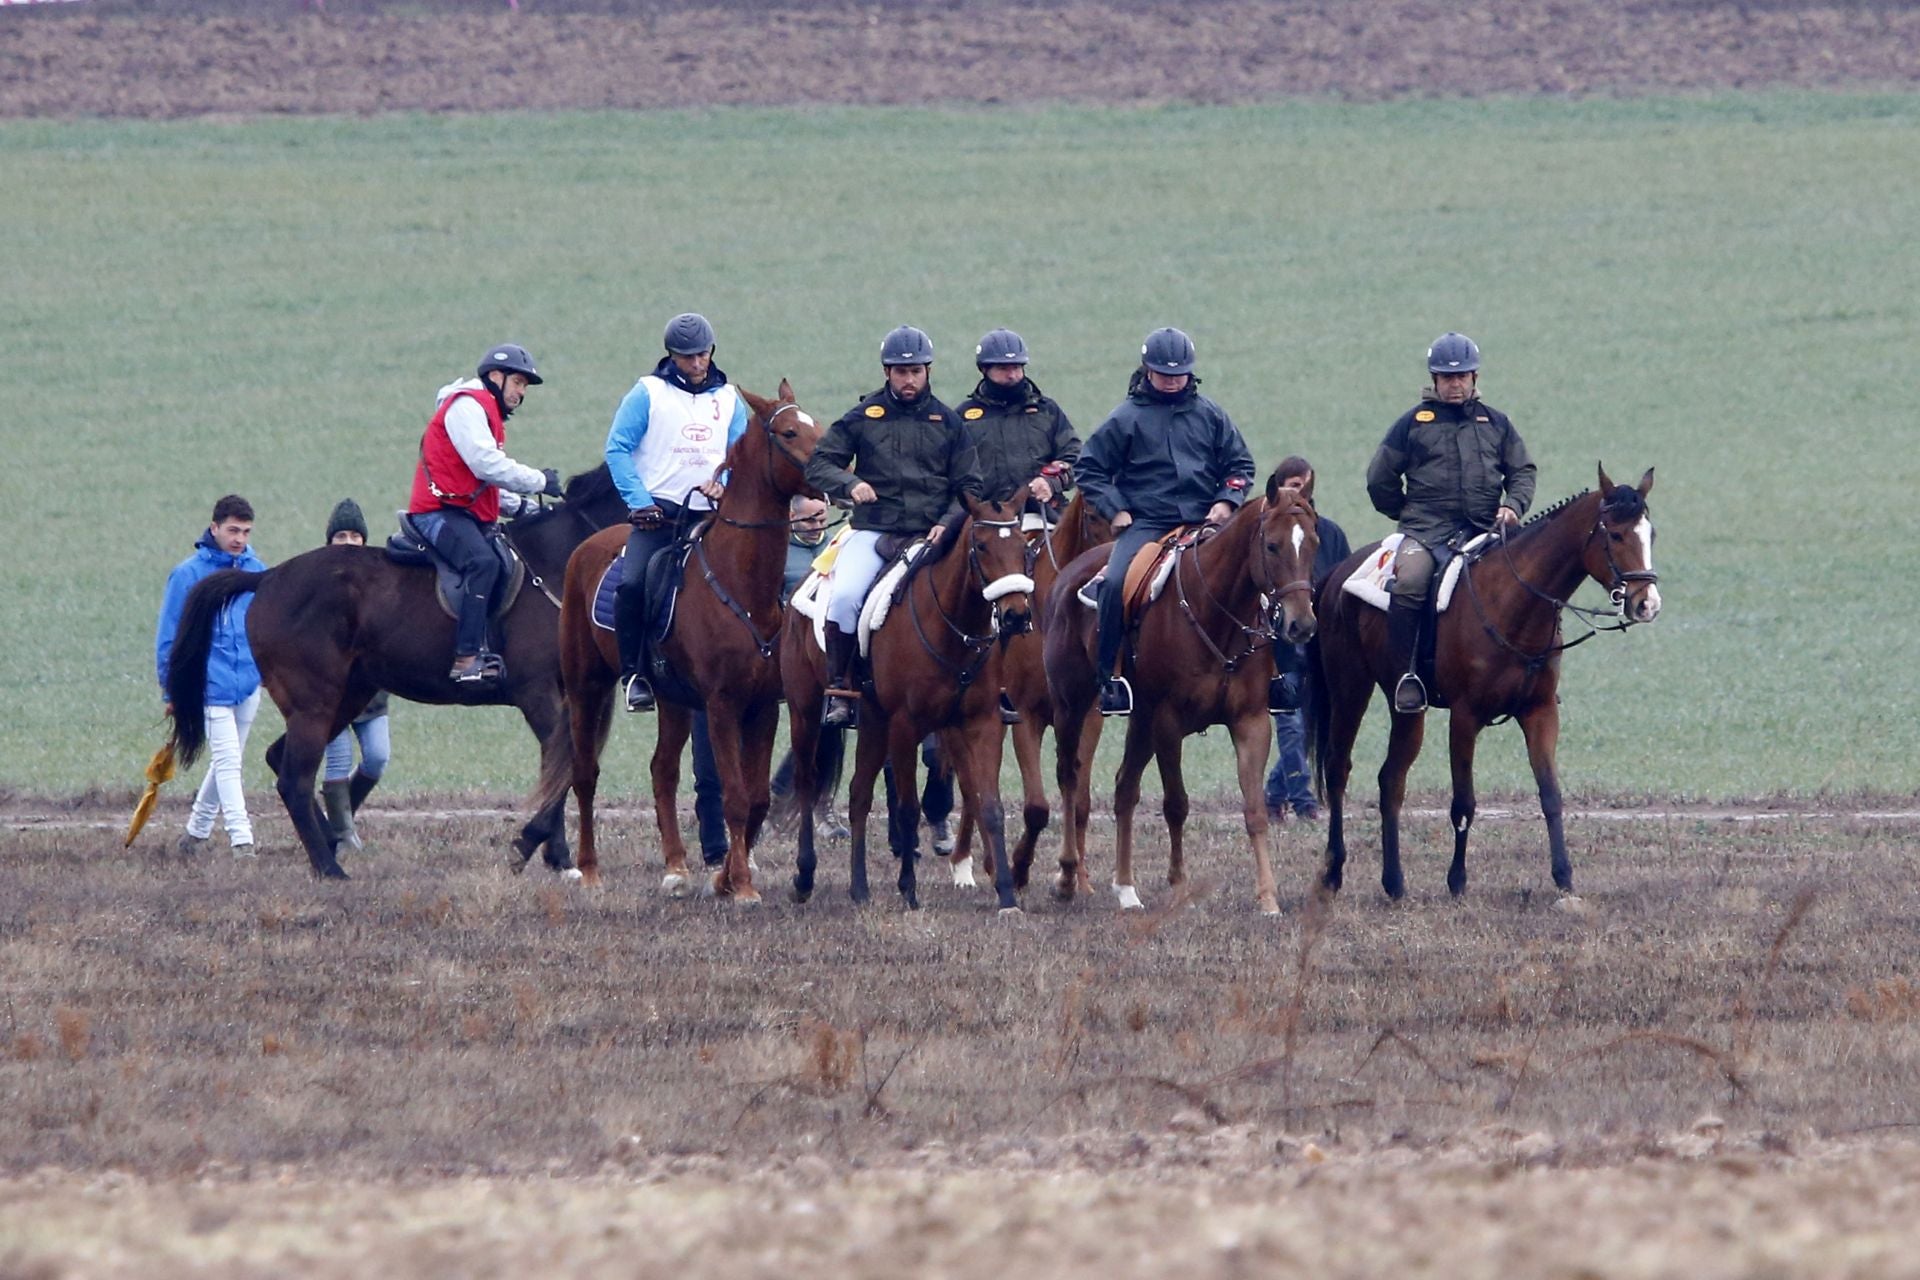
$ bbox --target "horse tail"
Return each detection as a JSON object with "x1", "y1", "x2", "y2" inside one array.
[
  {"x1": 1303, "y1": 630, "x2": 1330, "y2": 806},
  {"x1": 525, "y1": 699, "x2": 576, "y2": 821},
  {"x1": 167, "y1": 569, "x2": 267, "y2": 767}
]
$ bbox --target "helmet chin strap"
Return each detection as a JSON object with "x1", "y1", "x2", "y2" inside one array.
[{"x1": 484, "y1": 371, "x2": 516, "y2": 419}]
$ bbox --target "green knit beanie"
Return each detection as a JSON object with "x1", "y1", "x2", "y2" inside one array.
[{"x1": 325, "y1": 498, "x2": 368, "y2": 542}]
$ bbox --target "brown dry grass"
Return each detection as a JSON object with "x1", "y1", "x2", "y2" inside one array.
[{"x1": 5, "y1": 802, "x2": 1920, "y2": 1275}]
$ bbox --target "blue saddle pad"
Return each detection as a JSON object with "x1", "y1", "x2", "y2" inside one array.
[{"x1": 590, "y1": 552, "x2": 626, "y2": 632}]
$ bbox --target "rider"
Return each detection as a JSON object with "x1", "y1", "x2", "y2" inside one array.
[
  {"x1": 804, "y1": 324, "x2": 985, "y2": 728},
  {"x1": 1366, "y1": 331, "x2": 1537, "y2": 714},
  {"x1": 407, "y1": 342, "x2": 566, "y2": 684},
  {"x1": 1074, "y1": 327, "x2": 1256, "y2": 717},
  {"x1": 606, "y1": 312, "x2": 749, "y2": 713},
  {"x1": 954, "y1": 328, "x2": 1081, "y2": 512}
]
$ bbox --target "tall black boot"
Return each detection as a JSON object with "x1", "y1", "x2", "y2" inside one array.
[
  {"x1": 822, "y1": 623, "x2": 859, "y2": 728},
  {"x1": 614, "y1": 583, "x2": 654, "y2": 711},
  {"x1": 1386, "y1": 597, "x2": 1428, "y2": 714},
  {"x1": 347, "y1": 768, "x2": 378, "y2": 813},
  {"x1": 1095, "y1": 581, "x2": 1132, "y2": 717}
]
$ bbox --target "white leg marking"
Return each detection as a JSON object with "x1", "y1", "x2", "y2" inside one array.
[
  {"x1": 1114, "y1": 883, "x2": 1145, "y2": 911},
  {"x1": 951, "y1": 856, "x2": 977, "y2": 888}
]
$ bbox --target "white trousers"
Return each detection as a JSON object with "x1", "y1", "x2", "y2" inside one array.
[
  {"x1": 185, "y1": 689, "x2": 261, "y2": 845},
  {"x1": 825, "y1": 529, "x2": 889, "y2": 631}
]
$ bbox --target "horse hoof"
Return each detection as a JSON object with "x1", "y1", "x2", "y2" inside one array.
[
  {"x1": 559, "y1": 867, "x2": 584, "y2": 884},
  {"x1": 1552, "y1": 894, "x2": 1589, "y2": 917},
  {"x1": 1051, "y1": 874, "x2": 1076, "y2": 902},
  {"x1": 316, "y1": 862, "x2": 350, "y2": 881},
  {"x1": 702, "y1": 871, "x2": 727, "y2": 900},
  {"x1": 1113, "y1": 884, "x2": 1144, "y2": 911},
  {"x1": 734, "y1": 887, "x2": 763, "y2": 907},
  {"x1": 1258, "y1": 895, "x2": 1282, "y2": 917},
  {"x1": 580, "y1": 869, "x2": 603, "y2": 888},
  {"x1": 950, "y1": 857, "x2": 977, "y2": 889},
  {"x1": 662, "y1": 872, "x2": 693, "y2": 899}
]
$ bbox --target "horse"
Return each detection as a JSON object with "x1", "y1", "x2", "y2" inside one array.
[
  {"x1": 1309, "y1": 464, "x2": 1661, "y2": 901},
  {"x1": 165, "y1": 467, "x2": 631, "y2": 879},
  {"x1": 783, "y1": 496, "x2": 1035, "y2": 911},
  {"x1": 942, "y1": 489, "x2": 1111, "y2": 892},
  {"x1": 1045, "y1": 473, "x2": 1320, "y2": 915},
  {"x1": 544, "y1": 381, "x2": 824, "y2": 900}
]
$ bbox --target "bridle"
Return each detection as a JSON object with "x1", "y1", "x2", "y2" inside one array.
[
  {"x1": 909, "y1": 515, "x2": 1033, "y2": 692},
  {"x1": 1173, "y1": 497, "x2": 1314, "y2": 674},
  {"x1": 1466, "y1": 502, "x2": 1660, "y2": 668}
]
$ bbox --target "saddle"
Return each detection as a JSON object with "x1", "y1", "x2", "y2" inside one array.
[
  {"x1": 1074, "y1": 526, "x2": 1203, "y2": 621},
  {"x1": 1338, "y1": 530, "x2": 1494, "y2": 614},
  {"x1": 385, "y1": 513, "x2": 525, "y2": 622},
  {"x1": 795, "y1": 532, "x2": 920, "y2": 659}
]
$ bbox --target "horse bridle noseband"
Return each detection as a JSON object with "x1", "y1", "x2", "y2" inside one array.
[
  {"x1": 911, "y1": 516, "x2": 1029, "y2": 692},
  {"x1": 1468, "y1": 509, "x2": 1660, "y2": 668},
  {"x1": 1174, "y1": 499, "x2": 1314, "y2": 673}
]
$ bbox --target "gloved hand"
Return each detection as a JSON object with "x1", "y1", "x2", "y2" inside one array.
[
  {"x1": 541, "y1": 468, "x2": 564, "y2": 498},
  {"x1": 629, "y1": 505, "x2": 665, "y2": 530}
]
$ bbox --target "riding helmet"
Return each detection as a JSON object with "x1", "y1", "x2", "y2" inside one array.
[
  {"x1": 1427, "y1": 332, "x2": 1481, "y2": 374},
  {"x1": 880, "y1": 325, "x2": 936, "y2": 367},
  {"x1": 477, "y1": 342, "x2": 543, "y2": 385},
  {"x1": 1140, "y1": 326, "x2": 1197, "y2": 376},
  {"x1": 974, "y1": 328, "x2": 1030, "y2": 367},
  {"x1": 663, "y1": 312, "x2": 717, "y2": 356}
]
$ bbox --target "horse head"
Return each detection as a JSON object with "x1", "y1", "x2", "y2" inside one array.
[
  {"x1": 737, "y1": 379, "x2": 826, "y2": 499},
  {"x1": 963, "y1": 494, "x2": 1035, "y2": 644},
  {"x1": 1589, "y1": 463, "x2": 1661, "y2": 625},
  {"x1": 1257, "y1": 470, "x2": 1320, "y2": 646}
]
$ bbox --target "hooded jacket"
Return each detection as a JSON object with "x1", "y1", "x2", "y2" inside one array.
[
  {"x1": 155, "y1": 530, "x2": 267, "y2": 706},
  {"x1": 1366, "y1": 391, "x2": 1537, "y2": 546},
  {"x1": 1073, "y1": 371, "x2": 1256, "y2": 526}
]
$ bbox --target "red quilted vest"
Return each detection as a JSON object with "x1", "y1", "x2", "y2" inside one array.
[{"x1": 409, "y1": 385, "x2": 506, "y2": 523}]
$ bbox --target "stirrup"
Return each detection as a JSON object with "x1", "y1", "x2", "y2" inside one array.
[
  {"x1": 822, "y1": 692, "x2": 859, "y2": 728},
  {"x1": 624, "y1": 674, "x2": 656, "y2": 713},
  {"x1": 450, "y1": 652, "x2": 503, "y2": 684},
  {"x1": 1098, "y1": 676, "x2": 1133, "y2": 718},
  {"x1": 1391, "y1": 672, "x2": 1428, "y2": 714},
  {"x1": 999, "y1": 691, "x2": 1021, "y2": 724}
]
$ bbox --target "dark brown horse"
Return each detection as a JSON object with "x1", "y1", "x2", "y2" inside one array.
[
  {"x1": 1045, "y1": 475, "x2": 1320, "y2": 915},
  {"x1": 1309, "y1": 464, "x2": 1661, "y2": 901},
  {"x1": 545, "y1": 381, "x2": 824, "y2": 901},
  {"x1": 783, "y1": 497, "x2": 1035, "y2": 910},
  {"x1": 942, "y1": 489, "x2": 1111, "y2": 892},
  {"x1": 166, "y1": 467, "x2": 631, "y2": 879}
]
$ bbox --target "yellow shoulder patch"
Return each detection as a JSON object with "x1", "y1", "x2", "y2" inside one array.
[
  {"x1": 1414, "y1": 410, "x2": 1436, "y2": 423},
  {"x1": 864, "y1": 404, "x2": 886, "y2": 419},
  {"x1": 963, "y1": 407, "x2": 984, "y2": 420}
]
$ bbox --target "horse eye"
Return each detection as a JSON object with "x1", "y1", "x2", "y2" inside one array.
[{"x1": 1608, "y1": 532, "x2": 1623, "y2": 542}]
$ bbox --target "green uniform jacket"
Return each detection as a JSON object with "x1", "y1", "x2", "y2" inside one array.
[
  {"x1": 1365, "y1": 393, "x2": 1537, "y2": 547},
  {"x1": 805, "y1": 387, "x2": 985, "y2": 534},
  {"x1": 953, "y1": 376, "x2": 1081, "y2": 504}
]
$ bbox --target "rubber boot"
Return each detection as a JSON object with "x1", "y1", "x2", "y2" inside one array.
[
  {"x1": 822, "y1": 623, "x2": 859, "y2": 728},
  {"x1": 347, "y1": 768, "x2": 378, "y2": 814},
  {"x1": 322, "y1": 778, "x2": 362, "y2": 852},
  {"x1": 1386, "y1": 597, "x2": 1428, "y2": 714}
]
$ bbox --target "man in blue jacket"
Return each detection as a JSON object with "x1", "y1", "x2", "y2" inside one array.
[
  {"x1": 155, "y1": 494, "x2": 268, "y2": 857},
  {"x1": 1073, "y1": 328, "x2": 1257, "y2": 716}
]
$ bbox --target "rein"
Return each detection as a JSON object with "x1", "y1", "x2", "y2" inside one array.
[
  {"x1": 909, "y1": 518, "x2": 1024, "y2": 693},
  {"x1": 689, "y1": 400, "x2": 811, "y2": 655},
  {"x1": 1465, "y1": 512, "x2": 1659, "y2": 668},
  {"x1": 1170, "y1": 503, "x2": 1313, "y2": 674}
]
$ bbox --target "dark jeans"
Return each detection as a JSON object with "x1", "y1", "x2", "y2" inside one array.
[
  {"x1": 1265, "y1": 710, "x2": 1313, "y2": 813},
  {"x1": 884, "y1": 735, "x2": 954, "y2": 858},
  {"x1": 1097, "y1": 521, "x2": 1177, "y2": 677},
  {"x1": 423, "y1": 507, "x2": 500, "y2": 658},
  {"x1": 692, "y1": 710, "x2": 726, "y2": 866}
]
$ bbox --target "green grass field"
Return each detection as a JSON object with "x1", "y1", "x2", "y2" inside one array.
[{"x1": 5, "y1": 94, "x2": 1917, "y2": 801}]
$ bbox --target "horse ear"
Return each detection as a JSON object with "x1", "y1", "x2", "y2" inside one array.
[
  {"x1": 1597, "y1": 461, "x2": 1615, "y2": 493},
  {"x1": 1300, "y1": 470, "x2": 1316, "y2": 501},
  {"x1": 777, "y1": 377, "x2": 794, "y2": 401},
  {"x1": 1637, "y1": 466, "x2": 1655, "y2": 497},
  {"x1": 1265, "y1": 471, "x2": 1280, "y2": 504}
]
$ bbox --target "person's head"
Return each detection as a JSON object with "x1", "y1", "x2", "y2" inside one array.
[
  {"x1": 663, "y1": 312, "x2": 716, "y2": 385},
  {"x1": 790, "y1": 494, "x2": 830, "y2": 547},
  {"x1": 326, "y1": 498, "x2": 368, "y2": 547},
  {"x1": 975, "y1": 328, "x2": 1030, "y2": 388},
  {"x1": 209, "y1": 494, "x2": 254, "y2": 555},
  {"x1": 880, "y1": 325, "x2": 935, "y2": 403},
  {"x1": 1427, "y1": 332, "x2": 1480, "y2": 404},
  {"x1": 1275, "y1": 455, "x2": 1314, "y2": 493},
  {"x1": 1140, "y1": 326, "x2": 1196, "y2": 395},
  {"x1": 477, "y1": 342, "x2": 543, "y2": 416}
]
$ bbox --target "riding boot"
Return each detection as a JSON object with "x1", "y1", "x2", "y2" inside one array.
[
  {"x1": 347, "y1": 768, "x2": 378, "y2": 814},
  {"x1": 822, "y1": 623, "x2": 860, "y2": 728},
  {"x1": 1095, "y1": 581, "x2": 1132, "y2": 717},
  {"x1": 1386, "y1": 596, "x2": 1428, "y2": 714},
  {"x1": 322, "y1": 779, "x2": 362, "y2": 852},
  {"x1": 614, "y1": 583, "x2": 655, "y2": 712}
]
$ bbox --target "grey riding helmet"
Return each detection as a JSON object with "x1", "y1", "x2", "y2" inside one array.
[
  {"x1": 1140, "y1": 326, "x2": 1196, "y2": 376},
  {"x1": 974, "y1": 328, "x2": 1030, "y2": 367},
  {"x1": 663, "y1": 312, "x2": 716, "y2": 356},
  {"x1": 880, "y1": 325, "x2": 936, "y2": 366},
  {"x1": 478, "y1": 343, "x2": 543, "y2": 385},
  {"x1": 1427, "y1": 331, "x2": 1481, "y2": 374}
]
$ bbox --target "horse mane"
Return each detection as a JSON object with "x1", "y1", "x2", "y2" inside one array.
[
  {"x1": 1504, "y1": 488, "x2": 1593, "y2": 544},
  {"x1": 510, "y1": 463, "x2": 617, "y2": 532}
]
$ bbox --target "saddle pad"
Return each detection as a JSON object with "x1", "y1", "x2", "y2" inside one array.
[
  {"x1": 810, "y1": 524, "x2": 855, "y2": 575},
  {"x1": 590, "y1": 551, "x2": 626, "y2": 632},
  {"x1": 1075, "y1": 529, "x2": 1192, "y2": 612},
  {"x1": 858, "y1": 540, "x2": 928, "y2": 657},
  {"x1": 793, "y1": 570, "x2": 831, "y2": 654},
  {"x1": 1339, "y1": 531, "x2": 1493, "y2": 613}
]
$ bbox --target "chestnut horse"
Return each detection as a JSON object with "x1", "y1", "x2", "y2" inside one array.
[
  {"x1": 545, "y1": 381, "x2": 824, "y2": 900},
  {"x1": 166, "y1": 467, "x2": 631, "y2": 879},
  {"x1": 1045, "y1": 474, "x2": 1320, "y2": 915},
  {"x1": 1309, "y1": 465, "x2": 1661, "y2": 901},
  {"x1": 783, "y1": 497, "x2": 1035, "y2": 911},
  {"x1": 943, "y1": 489, "x2": 1110, "y2": 891}
]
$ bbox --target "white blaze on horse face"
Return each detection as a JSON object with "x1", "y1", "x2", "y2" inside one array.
[
  {"x1": 1291, "y1": 523, "x2": 1306, "y2": 557},
  {"x1": 1634, "y1": 517, "x2": 1662, "y2": 619},
  {"x1": 794, "y1": 410, "x2": 814, "y2": 428}
]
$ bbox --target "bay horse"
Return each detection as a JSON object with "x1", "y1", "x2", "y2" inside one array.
[
  {"x1": 1309, "y1": 464, "x2": 1661, "y2": 900},
  {"x1": 783, "y1": 496, "x2": 1035, "y2": 911},
  {"x1": 1045, "y1": 474, "x2": 1320, "y2": 915},
  {"x1": 166, "y1": 467, "x2": 631, "y2": 879},
  {"x1": 942, "y1": 489, "x2": 1110, "y2": 892},
  {"x1": 543, "y1": 381, "x2": 824, "y2": 901}
]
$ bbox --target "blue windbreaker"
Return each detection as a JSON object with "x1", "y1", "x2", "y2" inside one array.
[{"x1": 155, "y1": 531, "x2": 267, "y2": 707}]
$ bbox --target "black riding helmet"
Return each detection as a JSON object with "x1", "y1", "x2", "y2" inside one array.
[
  {"x1": 477, "y1": 342, "x2": 541, "y2": 418},
  {"x1": 880, "y1": 325, "x2": 936, "y2": 367},
  {"x1": 975, "y1": 328, "x2": 1030, "y2": 369}
]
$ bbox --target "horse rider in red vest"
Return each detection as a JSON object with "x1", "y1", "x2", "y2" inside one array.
[{"x1": 407, "y1": 342, "x2": 566, "y2": 684}]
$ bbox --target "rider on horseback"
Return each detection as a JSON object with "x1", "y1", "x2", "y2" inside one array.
[
  {"x1": 804, "y1": 324, "x2": 985, "y2": 729},
  {"x1": 408, "y1": 342, "x2": 566, "y2": 684},
  {"x1": 1365, "y1": 331, "x2": 1537, "y2": 714},
  {"x1": 1074, "y1": 327, "x2": 1256, "y2": 717},
  {"x1": 606, "y1": 312, "x2": 750, "y2": 713}
]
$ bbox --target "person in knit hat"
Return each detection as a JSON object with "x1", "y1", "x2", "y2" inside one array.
[{"x1": 320, "y1": 499, "x2": 391, "y2": 851}]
